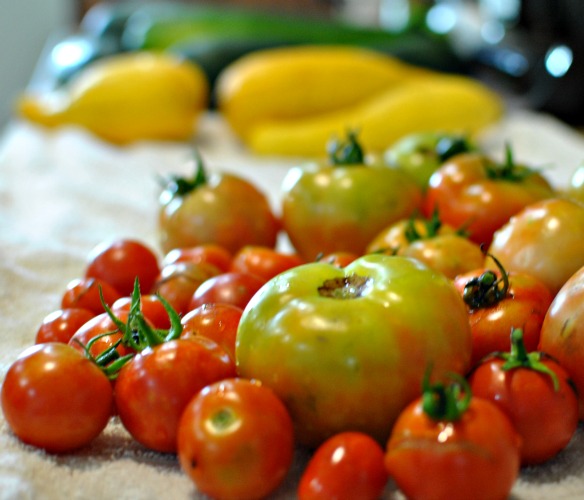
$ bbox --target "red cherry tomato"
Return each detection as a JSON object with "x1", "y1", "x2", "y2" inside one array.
[
  {"x1": 385, "y1": 373, "x2": 521, "y2": 500},
  {"x1": 61, "y1": 277, "x2": 122, "y2": 315},
  {"x1": 177, "y1": 377, "x2": 295, "y2": 500},
  {"x1": 453, "y1": 255, "x2": 554, "y2": 367},
  {"x1": 230, "y1": 245, "x2": 305, "y2": 281},
  {"x1": 114, "y1": 337, "x2": 235, "y2": 453},
  {"x1": 152, "y1": 261, "x2": 220, "y2": 316},
  {"x1": 180, "y1": 303, "x2": 243, "y2": 362},
  {"x1": 85, "y1": 238, "x2": 160, "y2": 296},
  {"x1": 162, "y1": 243, "x2": 233, "y2": 273},
  {"x1": 1, "y1": 343, "x2": 113, "y2": 453},
  {"x1": 35, "y1": 308, "x2": 96, "y2": 344},
  {"x1": 298, "y1": 432, "x2": 388, "y2": 500},
  {"x1": 189, "y1": 271, "x2": 266, "y2": 311},
  {"x1": 469, "y1": 329, "x2": 579, "y2": 465}
]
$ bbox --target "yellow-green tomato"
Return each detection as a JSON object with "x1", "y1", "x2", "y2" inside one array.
[
  {"x1": 281, "y1": 162, "x2": 422, "y2": 261},
  {"x1": 236, "y1": 253, "x2": 472, "y2": 448},
  {"x1": 281, "y1": 132, "x2": 422, "y2": 261},
  {"x1": 384, "y1": 131, "x2": 475, "y2": 191}
]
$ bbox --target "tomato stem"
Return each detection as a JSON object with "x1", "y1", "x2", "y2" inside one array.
[
  {"x1": 327, "y1": 130, "x2": 364, "y2": 165},
  {"x1": 422, "y1": 368, "x2": 472, "y2": 421},
  {"x1": 500, "y1": 328, "x2": 560, "y2": 392},
  {"x1": 159, "y1": 148, "x2": 208, "y2": 198},
  {"x1": 317, "y1": 274, "x2": 371, "y2": 299},
  {"x1": 462, "y1": 252, "x2": 510, "y2": 309}
]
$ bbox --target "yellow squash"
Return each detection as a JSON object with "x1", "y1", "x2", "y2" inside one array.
[
  {"x1": 248, "y1": 74, "x2": 504, "y2": 156},
  {"x1": 216, "y1": 45, "x2": 432, "y2": 140},
  {"x1": 17, "y1": 52, "x2": 209, "y2": 145}
]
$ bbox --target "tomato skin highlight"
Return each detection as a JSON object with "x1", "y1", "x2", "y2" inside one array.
[
  {"x1": 177, "y1": 377, "x2": 295, "y2": 500},
  {"x1": 1, "y1": 343, "x2": 113, "y2": 453},
  {"x1": 385, "y1": 396, "x2": 521, "y2": 500},
  {"x1": 236, "y1": 254, "x2": 472, "y2": 448},
  {"x1": 298, "y1": 431, "x2": 388, "y2": 500},
  {"x1": 469, "y1": 354, "x2": 579, "y2": 465},
  {"x1": 114, "y1": 337, "x2": 235, "y2": 453}
]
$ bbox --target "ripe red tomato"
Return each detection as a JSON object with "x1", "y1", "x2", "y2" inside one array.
[
  {"x1": 298, "y1": 432, "x2": 388, "y2": 500},
  {"x1": 114, "y1": 337, "x2": 235, "y2": 453},
  {"x1": 181, "y1": 303, "x2": 243, "y2": 363},
  {"x1": 230, "y1": 245, "x2": 305, "y2": 281},
  {"x1": 61, "y1": 277, "x2": 122, "y2": 315},
  {"x1": 385, "y1": 373, "x2": 521, "y2": 500},
  {"x1": 423, "y1": 149, "x2": 554, "y2": 246},
  {"x1": 539, "y1": 264, "x2": 584, "y2": 418},
  {"x1": 469, "y1": 329, "x2": 579, "y2": 465},
  {"x1": 453, "y1": 255, "x2": 554, "y2": 367},
  {"x1": 152, "y1": 261, "x2": 220, "y2": 316},
  {"x1": 189, "y1": 271, "x2": 266, "y2": 311},
  {"x1": 159, "y1": 157, "x2": 280, "y2": 255},
  {"x1": 1, "y1": 343, "x2": 113, "y2": 453},
  {"x1": 177, "y1": 377, "x2": 295, "y2": 500},
  {"x1": 162, "y1": 243, "x2": 233, "y2": 273},
  {"x1": 85, "y1": 238, "x2": 161, "y2": 296},
  {"x1": 35, "y1": 308, "x2": 96, "y2": 344},
  {"x1": 487, "y1": 198, "x2": 584, "y2": 295}
]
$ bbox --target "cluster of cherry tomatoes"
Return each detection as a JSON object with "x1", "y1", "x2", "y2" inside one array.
[{"x1": 3, "y1": 128, "x2": 584, "y2": 500}]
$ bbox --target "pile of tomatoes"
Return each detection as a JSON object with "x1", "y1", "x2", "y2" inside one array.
[{"x1": 3, "y1": 130, "x2": 584, "y2": 500}]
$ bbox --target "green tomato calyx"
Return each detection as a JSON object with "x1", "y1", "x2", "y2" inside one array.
[
  {"x1": 422, "y1": 368, "x2": 472, "y2": 422},
  {"x1": 74, "y1": 278, "x2": 184, "y2": 380},
  {"x1": 485, "y1": 144, "x2": 536, "y2": 182},
  {"x1": 499, "y1": 328, "x2": 561, "y2": 392},
  {"x1": 404, "y1": 209, "x2": 443, "y2": 243},
  {"x1": 436, "y1": 135, "x2": 474, "y2": 163},
  {"x1": 160, "y1": 148, "x2": 208, "y2": 199},
  {"x1": 463, "y1": 253, "x2": 509, "y2": 309},
  {"x1": 317, "y1": 273, "x2": 371, "y2": 299},
  {"x1": 327, "y1": 130, "x2": 365, "y2": 166}
]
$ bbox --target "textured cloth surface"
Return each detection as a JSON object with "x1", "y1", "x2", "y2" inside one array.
[{"x1": 1, "y1": 112, "x2": 584, "y2": 499}]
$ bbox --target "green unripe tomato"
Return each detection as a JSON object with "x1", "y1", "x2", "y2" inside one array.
[{"x1": 236, "y1": 253, "x2": 472, "y2": 448}]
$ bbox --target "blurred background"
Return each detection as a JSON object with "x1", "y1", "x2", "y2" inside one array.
[{"x1": 1, "y1": 0, "x2": 583, "y2": 130}]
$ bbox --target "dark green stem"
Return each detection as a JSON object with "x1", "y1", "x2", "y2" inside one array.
[
  {"x1": 327, "y1": 130, "x2": 365, "y2": 165},
  {"x1": 462, "y1": 252, "x2": 510, "y2": 309}
]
